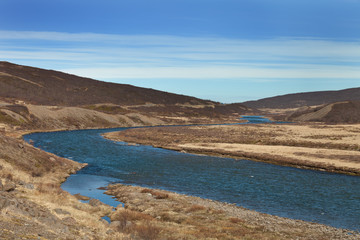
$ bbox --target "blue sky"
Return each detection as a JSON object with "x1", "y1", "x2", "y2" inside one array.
[{"x1": 1, "y1": 0, "x2": 360, "y2": 103}]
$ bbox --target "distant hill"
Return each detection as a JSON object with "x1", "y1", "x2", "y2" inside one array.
[
  {"x1": 287, "y1": 101, "x2": 360, "y2": 124},
  {"x1": 242, "y1": 88, "x2": 360, "y2": 109}
]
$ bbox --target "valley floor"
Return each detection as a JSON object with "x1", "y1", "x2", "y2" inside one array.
[{"x1": 0, "y1": 123, "x2": 359, "y2": 239}]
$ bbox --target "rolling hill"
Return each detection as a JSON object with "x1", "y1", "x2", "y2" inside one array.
[
  {"x1": 287, "y1": 101, "x2": 360, "y2": 123},
  {"x1": 0, "y1": 62, "x2": 250, "y2": 130},
  {"x1": 0, "y1": 61, "x2": 216, "y2": 107},
  {"x1": 242, "y1": 88, "x2": 360, "y2": 109}
]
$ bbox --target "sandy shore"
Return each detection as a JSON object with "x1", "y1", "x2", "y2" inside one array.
[{"x1": 104, "y1": 123, "x2": 360, "y2": 175}]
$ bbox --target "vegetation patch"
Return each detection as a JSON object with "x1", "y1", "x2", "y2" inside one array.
[
  {"x1": 0, "y1": 111, "x2": 22, "y2": 125},
  {"x1": 84, "y1": 104, "x2": 131, "y2": 114},
  {"x1": 140, "y1": 188, "x2": 169, "y2": 199},
  {"x1": 105, "y1": 183, "x2": 359, "y2": 240}
]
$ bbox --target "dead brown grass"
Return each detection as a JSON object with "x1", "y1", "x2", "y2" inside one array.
[
  {"x1": 112, "y1": 209, "x2": 154, "y2": 230},
  {"x1": 187, "y1": 204, "x2": 206, "y2": 212},
  {"x1": 104, "y1": 123, "x2": 360, "y2": 175},
  {"x1": 130, "y1": 222, "x2": 162, "y2": 240},
  {"x1": 0, "y1": 134, "x2": 83, "y2": 179},
  {"x1": 105, "y1": 184, "x2": 359, "y2": 240},
  {"x1": 140, "y1": 188, "x2": 169, "y2": 199},
  {"x1": 0, "y1": 129, "x2": 127, "y2": 239}
]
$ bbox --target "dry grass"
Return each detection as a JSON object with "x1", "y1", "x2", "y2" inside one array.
[
  {"x1": 105, "y1": 184, "x2": 359, "y2": 240},
  {"x1": 36, "y1": 182, "x2": 64, "y2": 195},
  {"x1": 105, "y1": 123, "x2": 360, "y2": 175},
  {"x1": 0, "y1": 131, "x2": 126, "y2": 239},
  {"x1": 187, "y1": 204, "x2": 206, "y2": 212},
  {"x1": 129, "y1": 222, "x2": 162, "y2": 240},
  {"x1": 106, "y1": 123, "x2": 360, "y2": 150},
  {"x1": 229, "y1": 217, "x2": 245, "y2": 224},
  {"x1": 111, "y1": 209, "x2": 154, "y2": 230},
  {"x1": 0, "y1": 133, "x2": 84, "y2": 179},
  {"x1": 140, "y1": 188, "x2": 169, "y2": 199}
]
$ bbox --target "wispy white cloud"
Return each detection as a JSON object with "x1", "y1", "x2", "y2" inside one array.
[
  {"x1": 62, "y1": 65, "x2": 360, "y2": 80},
  {"x1": 1, "y1": 30, "x2": 360, "y2": 81}
]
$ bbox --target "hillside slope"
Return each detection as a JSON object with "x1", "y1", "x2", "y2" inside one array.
[
  {"x1": 288, "y1": 101, "x2": 360, "y2": 123},
  {"x1": 242, "y1": 88, "x2": 360, "y2": 109},
  {"x1": 0, "y1": 61, "x2": 214, "y2": 107},
  {"x1": 0, "y1": 62, "x2": 250, "y2": 130}
]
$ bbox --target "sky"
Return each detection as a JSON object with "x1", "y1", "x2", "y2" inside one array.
[{"x1": 1, "y1": 0, "x2": 360, "y2": 103}]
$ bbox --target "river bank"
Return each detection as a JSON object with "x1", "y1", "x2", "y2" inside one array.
[
  {"x1": 23, "y1": 124, "x2": 360, "y2": 233},
  {"x1": 2, "y1": 121, "x2": 359, "y2": 239},
  {"x1": 104, "y1": 183, "x2": 359, "y2": 239},
  {"x1": 0, "y1": 131, "x2": 127, "y2": 239},
  {"x1": 103, "y1": 123, "x2": 360, "y2": 175}
]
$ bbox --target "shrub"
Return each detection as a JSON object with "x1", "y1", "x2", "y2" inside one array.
[
  {"x1": 112, "y1": 209, "x2": 153, "y2": 231},
  {"x1": 187, "y1": 204, "x2": 206, "y2": 212},
  {"x1": 5, "y1": 173, "x2": 13, "y2": 180},
  {"x1": 140, "y1": 188, "x2": 169, "y2": 199},
  {"x1": 229, "y1": 217, "x2": 244, "y2": 224},
  {"x1": 132, "y1": 222, "x2": 161, "y2": 240},
  {"x1": 37, "y1": 182, "x2": 63, "y2": 195}
]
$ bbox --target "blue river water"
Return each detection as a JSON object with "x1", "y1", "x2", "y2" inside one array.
[{"x1": 23, "y1": 118, "x2": 360, "y2": 231}]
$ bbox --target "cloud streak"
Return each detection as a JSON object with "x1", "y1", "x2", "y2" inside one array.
[
  {"x1": 1, "y1": 30, "x2": 360, "y2": 81},
  {"x1": 62, "y1": 65, "x2": 360, "y2": 80}
]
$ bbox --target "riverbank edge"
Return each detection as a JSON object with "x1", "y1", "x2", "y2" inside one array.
[
  {"x1": 165, "y1": 145, "x2": 360, "y2": 176},
  {"x1": 104, "y1": 183, "x2": 360, "y2": 239},
  {"x1": 103, "y1": 131, "x2": 360, "y2": 176},
  {"x1": 18, "y1": 126, "x2": 360, "y2": 238}
]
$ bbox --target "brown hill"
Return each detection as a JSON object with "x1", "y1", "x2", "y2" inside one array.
[
  {"x1": 0, "y1": 61, "x2": 216, "y2": 106},
  {"x1": 242, "y1": 88, "x2": 360, "y2": 109},
  {"x1": 287, "y1": 101, "x2": 360, "y2": 123},
  {"x1": 0, "y1": 62, "x2": 250, "y2": 130}
]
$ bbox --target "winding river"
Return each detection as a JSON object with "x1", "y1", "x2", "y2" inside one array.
[{"x1": 23, "y1": 118, "x2": 360, "y2": 231}]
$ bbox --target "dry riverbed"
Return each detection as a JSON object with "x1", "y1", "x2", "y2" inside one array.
[{"x1": 104, "y1": 123, "x2": 360, "y2": 175}]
